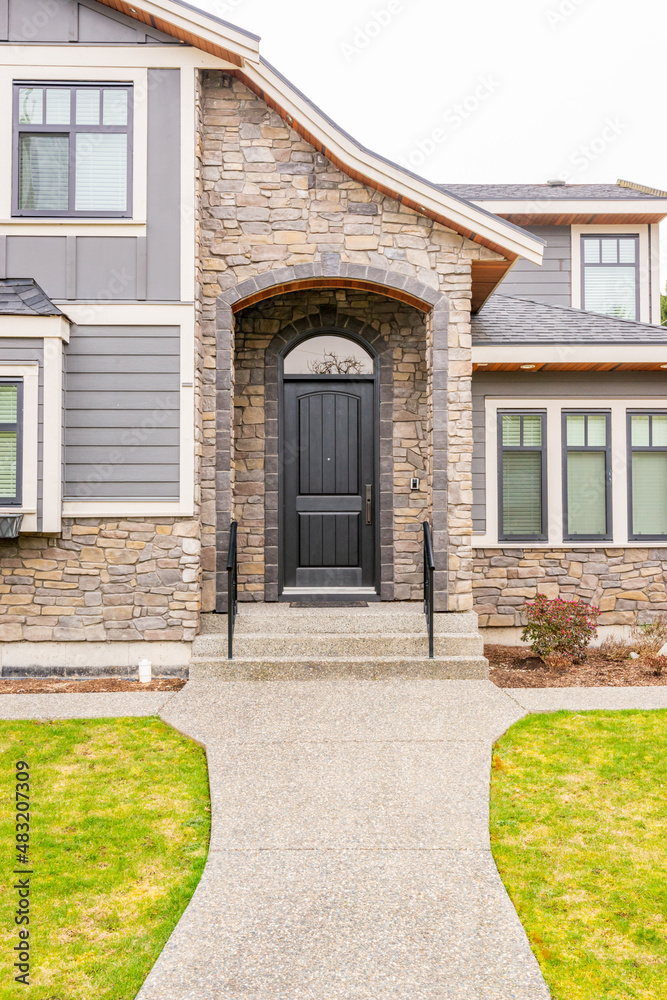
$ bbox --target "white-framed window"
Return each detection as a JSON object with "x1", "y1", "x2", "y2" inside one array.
[
  {"x1": 0, "y1": 379, "x2": 22, "y2": 505},
  {"x1": 479, "y1": 397, "x2": 667, "y2": 547},
  {"x1": 0, "y1": 364, "x2": 39, "y2": 530}
]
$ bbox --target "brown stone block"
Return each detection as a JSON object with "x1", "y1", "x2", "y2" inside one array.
[
  {"x1": 23, "y1": 559, "x2": 59, "y2": 571},
  {"x1": 23, "y1": 627, "x2": 54, "y2": 641},
  {"x1": 102, "y1": 607, "x2": 134, "y2": 621},
  {"x1": 618, "y1": 591, "x2": 649, "y2": 602}
]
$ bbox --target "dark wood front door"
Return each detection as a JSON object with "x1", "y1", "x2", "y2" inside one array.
[{"x1": 282, "y1": 378, "x2": 376, "y2": 591}]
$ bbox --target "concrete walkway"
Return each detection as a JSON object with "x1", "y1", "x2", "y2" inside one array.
[{"x1": 2, "y1": 681, "x2": 667, "y2": 999}]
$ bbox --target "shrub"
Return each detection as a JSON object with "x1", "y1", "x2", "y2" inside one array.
[
  {"x1": 629, "y1": 616, "x2": 667, "y2": 657},
  {"x1": 521, "y1": 595, "x2": 599, "y2": 662},
  {"x1": 643, "y1": 654, "x2": 667, "y2": 677},
  {"x1": 600, "y1": 636, "x2": 632, "y2": 662}
]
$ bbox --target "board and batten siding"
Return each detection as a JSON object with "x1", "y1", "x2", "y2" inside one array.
[
  {"x1": 64, "y1": 325, "x2": 180, "y2": 499},
  {"x1": 1, "y1": 338, "x2": 44, "y2": 527},
  {"x1": 497, "y1": 226, "x2": 571, "y2": 307},
  {"x1": 472, "y1": 371, "x2": 667, "y2": 535},
  {"x1": 0, "y1": 0, "x2": 178, "y2": 43},
  {"x1": 0, "y1": 68, "x2": 182, "y2": 304}
]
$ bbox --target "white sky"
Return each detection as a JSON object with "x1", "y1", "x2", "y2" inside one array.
[{"x1": 196, "y1": 0, "x2": 667, "y2": 290}]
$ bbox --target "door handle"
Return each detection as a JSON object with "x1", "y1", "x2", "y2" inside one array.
[{"x1": 365, "y1": 484, "x2": 373, "y2": 525}]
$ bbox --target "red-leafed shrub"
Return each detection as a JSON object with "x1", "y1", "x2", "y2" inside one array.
[{"x1": 521, "y1": 595, "x2": 599, "y2": 663}]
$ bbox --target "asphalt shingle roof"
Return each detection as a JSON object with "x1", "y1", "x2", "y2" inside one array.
[
  {"x1": 472, "y1": 294, "x2": 667, "y2": 345},
  {"x1": 439, "y1": 183, "x2": 666, "y2": 201},
  {"x1": 0, "y1": 279, "x2": 63, "y2": 316}
]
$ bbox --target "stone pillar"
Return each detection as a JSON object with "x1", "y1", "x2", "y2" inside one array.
[{"x1": 215, "y1": 302, "x2": 234, "y2": 609}]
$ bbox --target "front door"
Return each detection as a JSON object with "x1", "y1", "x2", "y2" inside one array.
[{"x1": 282, "y1": 379, "x2": 376, "y2": 591}]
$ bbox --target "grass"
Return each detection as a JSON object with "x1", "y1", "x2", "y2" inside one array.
[
  {"x1": 490, "y1": 710, "x2": 667, "y2": 1000},
  {"x1": 0, "y1": 717, "x2": 210, "y2": 1000}
]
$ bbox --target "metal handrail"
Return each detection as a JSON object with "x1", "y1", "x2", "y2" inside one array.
[
  {"x1": 423, "y1": 521, "x2": 435, "y2": 659},
  {"x1": 227, "y1": 521, "x2": 238, "y2": 660}
]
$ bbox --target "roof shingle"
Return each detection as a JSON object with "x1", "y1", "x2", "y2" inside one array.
[
  {"x1": 0, "y1": 279, "x2": 63, "y2": 317},
  {"x1": 472, "y1": 295, "x2": 667, "y2": 345},
  {"x1": 440, "y1": 183, "x2": 666, "y2": 201}
]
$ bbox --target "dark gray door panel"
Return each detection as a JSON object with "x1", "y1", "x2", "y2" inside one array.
[{"x1": 283, "y1": 380, "x2": 376, "y2": 590}]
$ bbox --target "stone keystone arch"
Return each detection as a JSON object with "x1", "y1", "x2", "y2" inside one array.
[{"x1": 215, "y1": 262, "x2": 450, "y2": 609}]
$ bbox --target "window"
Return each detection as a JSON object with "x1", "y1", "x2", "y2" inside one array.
[
  {"x1": 284, "y1": 335, "x2": 374, "y2": 375},
  {"x1": 13, "y1": 83, "x2": 132, "y2": 217},
  {"x1": 628, "y1": 413, "x2": 667, "y2": 540},
  {"x1": 0, "y1": 381, "x2": 22, "y2": 506},
  {"x1": 563, "y1": 412, "x2": 611, "y2": 540},
  {"x1": 581, "y1": 235, "x2": 639, "y2": 321},
  {"x1": 498, "y1": 412, "x2": 546, "y2": 541}
]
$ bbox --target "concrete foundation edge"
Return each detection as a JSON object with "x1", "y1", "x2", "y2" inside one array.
[{"x1": 0, "y1": 641, "x2": 193, "y2": 671}]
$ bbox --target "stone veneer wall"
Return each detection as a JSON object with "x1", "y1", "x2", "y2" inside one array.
[
  {"x1": 233, "y1": 289, "x2": 429, "y2": 601},
  {"x1": 0, "y1": 520, "x2": 200, "y2": 642},
  {"x1": 473, "y1": 548, "x2": 667, "y2": 628},
  {"x1": 196, "y1": 70, "x2": 505, "y2": 610}
]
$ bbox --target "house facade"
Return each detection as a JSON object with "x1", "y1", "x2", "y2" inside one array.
[{"x1": 0, "y1": 0, "x2": 665, "y2": 669}]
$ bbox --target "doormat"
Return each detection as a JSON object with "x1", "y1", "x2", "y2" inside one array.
[{"x1": 290, "y1": 601, "x2": 368, "y2": 608}]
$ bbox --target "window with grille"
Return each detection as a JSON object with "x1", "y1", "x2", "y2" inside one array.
[
  {"x1": 581, "y1": 235, "x2": 639, "y2": 321},
  {"x1": 563, "y1": 412, "x2": 611, "y2": 540},
  {"x1": 0, "y1": 381, "x2": 22, "y2": 506},
  {"x1": 13, "y1": 83, "x2": 132, "y2": 217},
  {"x1": 498, "y1": 412, "x2": 547, "y2": 541},
  {"x1": 628, "y1": 413, "x2": 667, "y2": 539}
]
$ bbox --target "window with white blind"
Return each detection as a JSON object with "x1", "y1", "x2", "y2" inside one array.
[
  {"x1": 563, "y1": 412, "x2": 611, "y2": 541},
  {"x1": 629, "y1": 413, "x2": 667, "y2": 540},
  {"x1": 581, "y1": 235, "x2": 639, "y2": 321},
  {"x1": 0, "y1": 381, "x2": 22, "y2": 506},
  {"x1": 13, "y1": 83, "x2": 132, "y2": 217},
  {"x1": 498, "y1": 412, "x2": 547, "y2": 541}
]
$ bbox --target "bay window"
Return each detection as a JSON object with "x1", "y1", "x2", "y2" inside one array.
[
  {"x1": 13, "y1": 83, "x2": 132, "y2": 217},
  {"x1": 498, "y1": 412, "x2": 547, "y2": 541},
  {"x1": 563, "y1": 412, "x2": 611, "y2": 540},
  {"x1": 581, "y1": 235, "x2": 639, "y2": 321},
  {"x1": 629, "y1": 413, "x2": 667, "y2": 540},
  {"x1": 0, "y1": 381, "x2": 22, "y2": 506}
]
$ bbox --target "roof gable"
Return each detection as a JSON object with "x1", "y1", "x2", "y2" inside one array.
[{"x1": 90, "y1": 0, "x2": 544, "y2": 282}]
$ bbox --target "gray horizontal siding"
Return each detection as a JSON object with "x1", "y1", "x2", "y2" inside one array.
[
  {"x1": 498, "y1": 226, "x2": 571, "y2": 307},
  {"x1": 472, "y1": 372, "x2": 667, "y2": 535},
  {"x1": 0, "y1": 339, "x2": 44, "y2": 528},
  {"x1": 64, "y1": 325, "x2": 180, "y2": 500}
]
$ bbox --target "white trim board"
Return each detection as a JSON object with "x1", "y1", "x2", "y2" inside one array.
[
  {"x1": 0, "y1": 316, "x2": 70, "y2": 340},
  {"x1": 477, "y1": 396, "x2": 667, "y2": 549}
]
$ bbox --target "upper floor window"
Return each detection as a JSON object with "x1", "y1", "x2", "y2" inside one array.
[
  {"x1": 581, "y1": 235, "x2": 639, "y2": 321},
  {"x1": 0, "y1": 381, "x2": 22, "y2": 506},
  {"x1": 13, "y1": 83, "x2": 132, "y2": 218}
]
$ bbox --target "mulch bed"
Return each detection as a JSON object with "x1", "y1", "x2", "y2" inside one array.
[
  {"x1": 0, "y1": 678, "x2": 187, "y2": 694},
  {"x1": 488, "y1": 645, "x2": 666, "y2": 688}
]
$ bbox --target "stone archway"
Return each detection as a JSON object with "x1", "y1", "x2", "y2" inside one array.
[{"x1": 215, "y1": 263, "x2": 450, "y2": 608}]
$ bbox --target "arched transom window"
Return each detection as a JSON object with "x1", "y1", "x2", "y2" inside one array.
[{"x1": 284, "y1": 334, "x2": 374, "y2": 375}]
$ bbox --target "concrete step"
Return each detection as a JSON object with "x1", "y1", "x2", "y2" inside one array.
[
  {"x1": 193, "y1": 632, "x2": 484, "y2": 659},
  {"x1": 202, "y1": 610, "x2": 480, "y2": 636},
  {"x1": 190, "y1": 655, "x2": 489, "y2": 681}
]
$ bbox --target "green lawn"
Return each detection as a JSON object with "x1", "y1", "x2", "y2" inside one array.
[
  {"x1": 491, "y1": 710, "x2": 667, "y2": 1000},
  {"x1": 0, "y1": 717, "x2": 210, "y2": 999}
]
